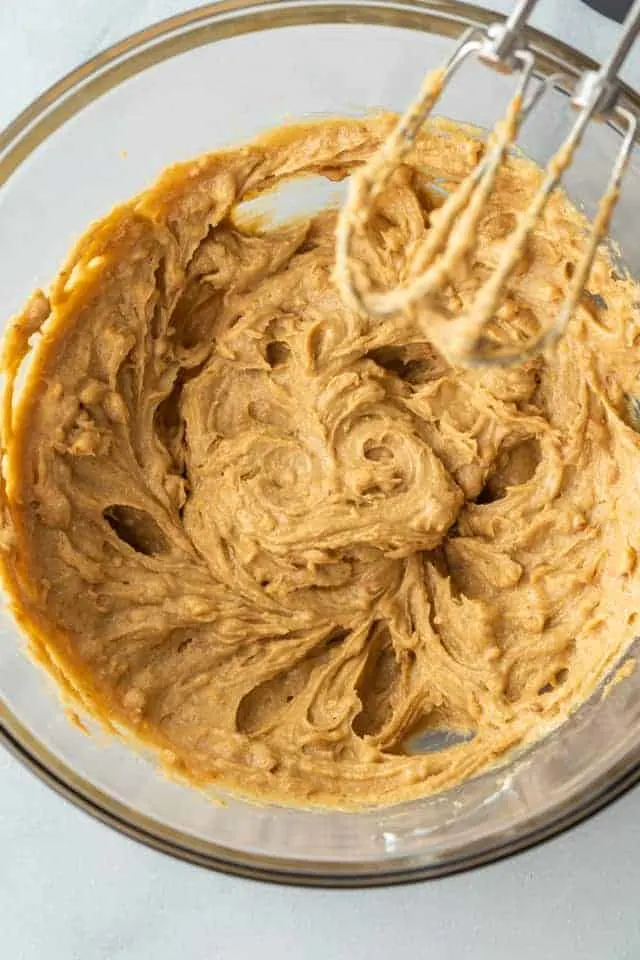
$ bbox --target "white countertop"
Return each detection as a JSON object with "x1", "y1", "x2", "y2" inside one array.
[{"x1": 1, "y1": 2, "x2": 640, "y2": 957}]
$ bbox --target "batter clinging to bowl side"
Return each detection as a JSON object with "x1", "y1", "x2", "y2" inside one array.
[{"x1": 2, "y1": 115, "x2": 640, "y2": 808}]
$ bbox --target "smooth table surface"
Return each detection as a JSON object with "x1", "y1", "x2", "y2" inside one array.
[{"x1": 1, "y1": 1, "x2": 640, "y2": 957}]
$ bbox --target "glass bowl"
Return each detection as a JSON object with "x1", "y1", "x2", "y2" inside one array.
[{"x1": 1, "y1": 0, "x2": 640, "y2": 887}]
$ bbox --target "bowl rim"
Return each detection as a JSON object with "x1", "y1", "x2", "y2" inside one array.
[{"x1": 1, "y1": 0, "x2": 640, "y2": 887}]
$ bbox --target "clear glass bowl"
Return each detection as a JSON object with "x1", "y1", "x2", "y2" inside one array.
[{"x1": 1, "y1": 0, "x2": 640, "y2": 887}]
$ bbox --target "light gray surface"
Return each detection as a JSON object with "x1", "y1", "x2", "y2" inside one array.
[{"x1": 1, "y1": 1, "x2": 639, "y2": 957}]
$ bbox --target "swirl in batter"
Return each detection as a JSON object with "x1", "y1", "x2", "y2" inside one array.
[{"x1": 2, "y1": 116, "x2": 640, "y2": 807}]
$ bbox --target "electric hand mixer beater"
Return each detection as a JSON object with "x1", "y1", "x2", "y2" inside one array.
[{"x1": 335, "y1": 0, "x2": 640, "y2": 367}]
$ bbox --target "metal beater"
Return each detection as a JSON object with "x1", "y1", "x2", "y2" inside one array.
[{"x1": 334, "y1": 0, "x2": 640, "y2": 367}]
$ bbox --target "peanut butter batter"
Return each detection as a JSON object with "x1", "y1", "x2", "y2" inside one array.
[{"x1": 3, "y1": 116, "x2": 640, "y2": 808}]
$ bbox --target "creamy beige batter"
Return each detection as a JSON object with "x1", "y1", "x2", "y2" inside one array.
[{"x1": 2, "y1": 115, "x2": 640, "y2": 808}]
